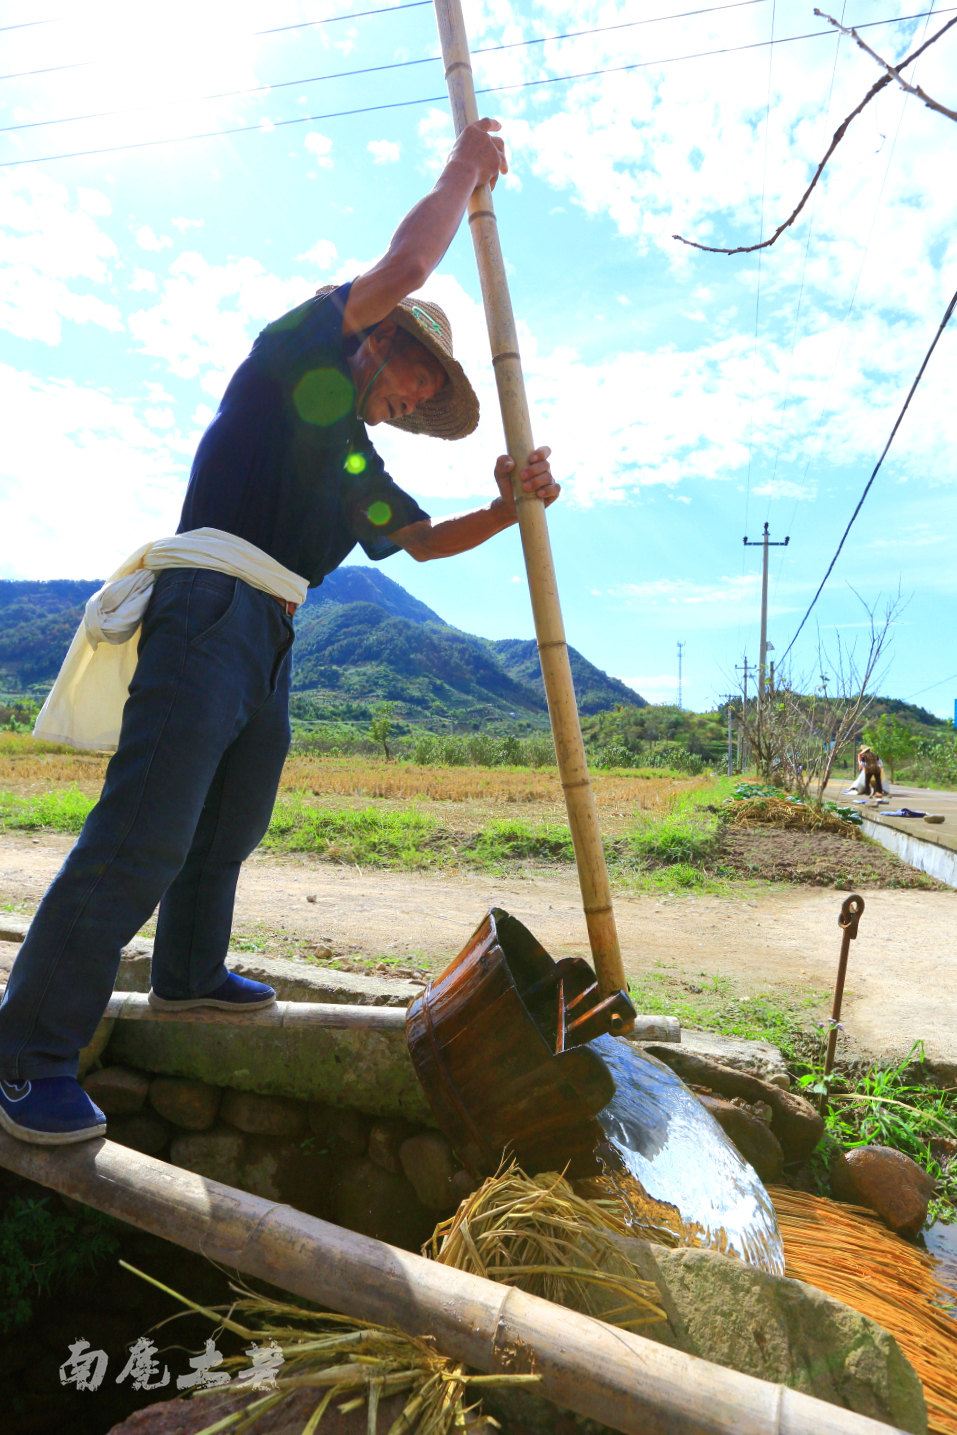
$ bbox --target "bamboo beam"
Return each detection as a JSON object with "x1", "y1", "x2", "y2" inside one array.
[
  {"x1": 0, "y1": 987, "x2": 681, "y2": 1041},
  {"x1": 0, "y1": 1134, "x2": 905, "y2": 1435},
  {"x1": 103, "y1": 993, "x2": 408, "y2": 1031},
  {"x1": 433, "y1": 0, "x2": 628, "y2": 1002}
]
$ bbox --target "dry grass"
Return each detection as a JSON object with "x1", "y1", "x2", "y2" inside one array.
[
  {"x1": 0, "y1": 736, "x2": 705, "y2": 839},
  {"x1": 724, "y1": 795, "x2": 861, "y2": 839},
  {"x1": 123, "y1": 1262, "x2": 537, "y2": 1434},
  {"x1": 428, "y1": 1164, "x2": 665, "y2": 1330}
]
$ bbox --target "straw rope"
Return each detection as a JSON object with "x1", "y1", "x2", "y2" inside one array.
[{"x1": 770, "y1": 1188, "x2": 957, "y2": 1435}]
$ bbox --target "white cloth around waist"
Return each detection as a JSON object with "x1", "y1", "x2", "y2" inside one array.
[{"x1": 33, "y1": 528, "x2": 308, "y2": 751}]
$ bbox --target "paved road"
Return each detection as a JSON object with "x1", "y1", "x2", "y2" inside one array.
[{"x1": 825, "y1": 779, "x2": 957, "y2": 860}]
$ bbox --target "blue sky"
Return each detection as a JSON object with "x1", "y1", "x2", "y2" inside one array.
[{"x1": 1, "y1": 0, "x2": 955, "y2": 718}]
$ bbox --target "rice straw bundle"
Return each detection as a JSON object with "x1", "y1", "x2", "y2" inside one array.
[
  {"x1": 428, "y1": 1164, "x2": 666, "y2": 1329},
  {"x1": 769, "y1": 1189, "x2": 957, "y2": 1435},
  {"x1": 122, "y1": 1262, "x2": 537, "y2": 1434},
  {"x1": 725, "y1": 796, "x2": 861, "y2": 837}
]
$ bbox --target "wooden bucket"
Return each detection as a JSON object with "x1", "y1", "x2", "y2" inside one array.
[{"x1": 406, "y1": 908, "x2": 635, "y2": 1178}]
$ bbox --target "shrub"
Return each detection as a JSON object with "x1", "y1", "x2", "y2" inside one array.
[
  {"x1": 627, "y1": 813, "x2": 717, "y2": 866},
  {"x1": 0, "y1": 1196, "x2": 119, "y2": 1334}
]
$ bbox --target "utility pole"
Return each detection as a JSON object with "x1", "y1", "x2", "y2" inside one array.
[
  {"x1": 676, "y1": 641, "x2": 684, "y2": 711},
  {"x1": 736, "y1": 655, "x2": 752, "y2": 771},
  {"x1": 726, "y1": 697, "x2": 734, "y2": 777},
  {"x1": 743, "y1": 522, "x2": 790, "y2": 696}
]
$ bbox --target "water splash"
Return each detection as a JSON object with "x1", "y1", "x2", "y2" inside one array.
[{"x1": 590, "y1": 1034, "x2": 785, "y2": 1275}]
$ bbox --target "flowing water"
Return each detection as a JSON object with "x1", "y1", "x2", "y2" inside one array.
[
  {"x1": 590, "y1": 1033, "x2": 786, "y2": 1275},
  {"x1": 922, "y1": 1220, "x2": 957, "y2": 1311}
]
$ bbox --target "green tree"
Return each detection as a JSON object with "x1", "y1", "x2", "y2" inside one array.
[
  {"x1": 369, "y1": 702, "x2": 396, "y2": 761},
  {"x1": 862, "y1": 713, "x2": 917, "y2": 779}
]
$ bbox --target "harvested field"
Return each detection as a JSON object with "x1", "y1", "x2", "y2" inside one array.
[
  {"x1": 718, "y1": 827, "x2": 942, "y2": 889},
  {"x1": 0, "y1": 740, "x2": 703, "y2": 820}
]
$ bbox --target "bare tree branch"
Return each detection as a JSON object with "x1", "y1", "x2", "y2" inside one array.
[
  {"x1": 733, "y1": 589, "x2": 902, "y2": 799},
  {"x1": 673, "y1": 14, "x2": 957, "y2": 255},
  {"x1": 816, "y1": 8, "x2": 957, "y2": 123}
]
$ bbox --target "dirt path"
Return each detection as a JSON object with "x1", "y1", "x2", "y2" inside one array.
[{"x1": 2, "y1": 832, "x2": 955, "y2": 1075}]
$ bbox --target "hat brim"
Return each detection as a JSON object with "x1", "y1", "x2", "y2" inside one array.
[{"x1": 386, "y1": 307, "x2": 479, "y2": 441}]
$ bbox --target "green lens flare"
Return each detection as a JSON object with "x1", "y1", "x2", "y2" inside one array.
[
  {"x1": 367, "y1": 501, "x2": 393, "y2": 528},
  {"x1": 344, "y1": 452, "x2": 367, "y2": 474},
  {"x1": 293, "y1": 368, "x2": 354, "y2": 426}
]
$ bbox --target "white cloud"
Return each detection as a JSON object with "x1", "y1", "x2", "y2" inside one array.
[
  {"x1": 614, "y1": 577, "x2": 760, "y2": 607},
  {"x1": 618, "y1": 673, "x2": 679, "y2": 703},
  {"x1": 0, "y1": 169, "x2": 121, "y2": 344},
  {"x1": 305, "y1": 132, "x2": 334, "y2": 168},
  {"x1": 751, "y1": 478, "x2": 815, "y2": 501},
  {"x1": 296, "y1": 239, "x2": 338, "y2": 270},
  {"x1": 0, "y1": 363, "x2": 185, "y2": 578},
  {"x1": 367, "y1": 140, "x2": 401, "y2": 165},
  {"x1": 134, "y1": 225, "x2": 173, "y2": 252},
  {"x1": 77, "y1": 188, "x2": 112, "y2": 217},
  {"x1": 171, "y1": 217, "x2": 205, "y2": 233},
  {"x1": 127, "y1": 252, "x2": 321, "y2": 398}
]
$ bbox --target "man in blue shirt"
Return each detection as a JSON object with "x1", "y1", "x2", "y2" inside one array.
[{"x1": 0, "y1": 118, "x2": 558, "y2": 1145}]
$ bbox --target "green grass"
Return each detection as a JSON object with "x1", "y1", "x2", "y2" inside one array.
[
  {"x1": 464, "y1": 818, "x2": 575, "y2": 868},
  {"x1": 0, "y1": 782, "x2": 740, "y2": 891},
  {"x1": 0, "y1": 786, "x2": 94, "y2": 833},
  {"x1": 262, "y1": 795, "x2": 445, "y2": 868},
  {"x1": 0, "y1": 775, "x2": 772, "y2": 901},
  {"x1": 797, "y1": 1042, "x2": 957, "y2": 1221},
  {"x1": 624, "y1": 813, "x2": 719, "y2": 867},
  {"x1": 628, "y1": 969, "x2": 825, "y2": 1057}
]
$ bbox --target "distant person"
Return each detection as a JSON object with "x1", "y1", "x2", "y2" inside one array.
[
  {"x1": 857, "y1": 746, "x2": 886, "y2": 797},
  {"x1": 0, "y1": 118, "x2": 560, "y2": 1146}
]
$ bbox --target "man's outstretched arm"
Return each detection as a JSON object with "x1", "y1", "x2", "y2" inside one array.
[
  {"x1": 342, "y1": 119, "x2": 507, "y2": 335},
  {"x1": 391, "y1": 447, "x2": 559, "y2": 561}
]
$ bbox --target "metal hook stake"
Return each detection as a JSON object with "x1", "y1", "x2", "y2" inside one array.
[{"x1": 821, "y1": 894, "x2": 865, "y2": 1111}]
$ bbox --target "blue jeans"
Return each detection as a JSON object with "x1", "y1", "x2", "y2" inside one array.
[{"x1": 0, "y1": 569, "x2": 294, "y2": 1080}]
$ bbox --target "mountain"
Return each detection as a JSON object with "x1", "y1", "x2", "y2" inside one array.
[
  {"x1": 0, "y1": 568, "x2": 645, "y2": 729},
  {"x1": 310, "y1": 566, "x2": 443, "y2": 626},
  {"x1": 492, "y1": 638, "x2": 647, "y2": 716}
]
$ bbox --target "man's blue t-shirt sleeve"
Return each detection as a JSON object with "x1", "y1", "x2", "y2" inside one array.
[{"x1": 342, "y1": 441, "x2": 431, "y2": 561}]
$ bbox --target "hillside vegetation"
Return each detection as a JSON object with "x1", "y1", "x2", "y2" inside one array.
[{"x1": 0, "y1": 570, "x2": 644, "y2": 732}]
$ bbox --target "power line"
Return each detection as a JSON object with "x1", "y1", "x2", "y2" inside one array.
[
  {"x1": 0, "y1": 18, "x2": 51, "y2": 32},
  {"x1": 777, "y1": 284, "x2": 957, "y2": 668},
  {"x1": 2, "y1": 8, "x2": 950, "y2": 170},
  {"x1": 0, "y1": 0, "x2": 767, "y2": 86},
  {"x1": 0, "y1": 0, "x2": 431, "y2": 84},
  {"x1": 256, "y1": 1, "x2": 432, "y2": 37},
  {"x1": 907, "y1": 671, "x2": 957, "y2": 701},
  {"x1": 0, "y1": 0, "x2": 772, "y2": 137}
]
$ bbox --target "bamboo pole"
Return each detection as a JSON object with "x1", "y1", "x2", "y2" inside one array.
[
  {"x1": 0, "y1": 985, "x2": 679, "y2": 1040},
  {"x1": 101, "y1": 993, "x2": 679, "y2": 1043},
  {"x1": 433, "y1": 0, "x2": 627, "y2": 1001},
  {"x1": 103, "y1": 993, "x2": 408, "y2": 1031},
  {"x1": 0, "y1": 1134, "x2": 905, "y2": 1435}
]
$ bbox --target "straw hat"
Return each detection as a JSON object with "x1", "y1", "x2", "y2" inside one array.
[{"x1": 315, "y1": 285, "x2": 479, "y2": 441}]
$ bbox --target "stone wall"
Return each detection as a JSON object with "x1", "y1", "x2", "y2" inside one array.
[{"x1": 83, "y1": 1064, "x2": 467, "y2": 1253}]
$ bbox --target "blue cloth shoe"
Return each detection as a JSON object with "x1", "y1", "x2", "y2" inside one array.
[
  {"x1": 148, "y1": 971, "x2": 277, "y2": 1012},
  {"x1": 0, "y1": 1075, "x2": 106, "y2": 1145}
]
